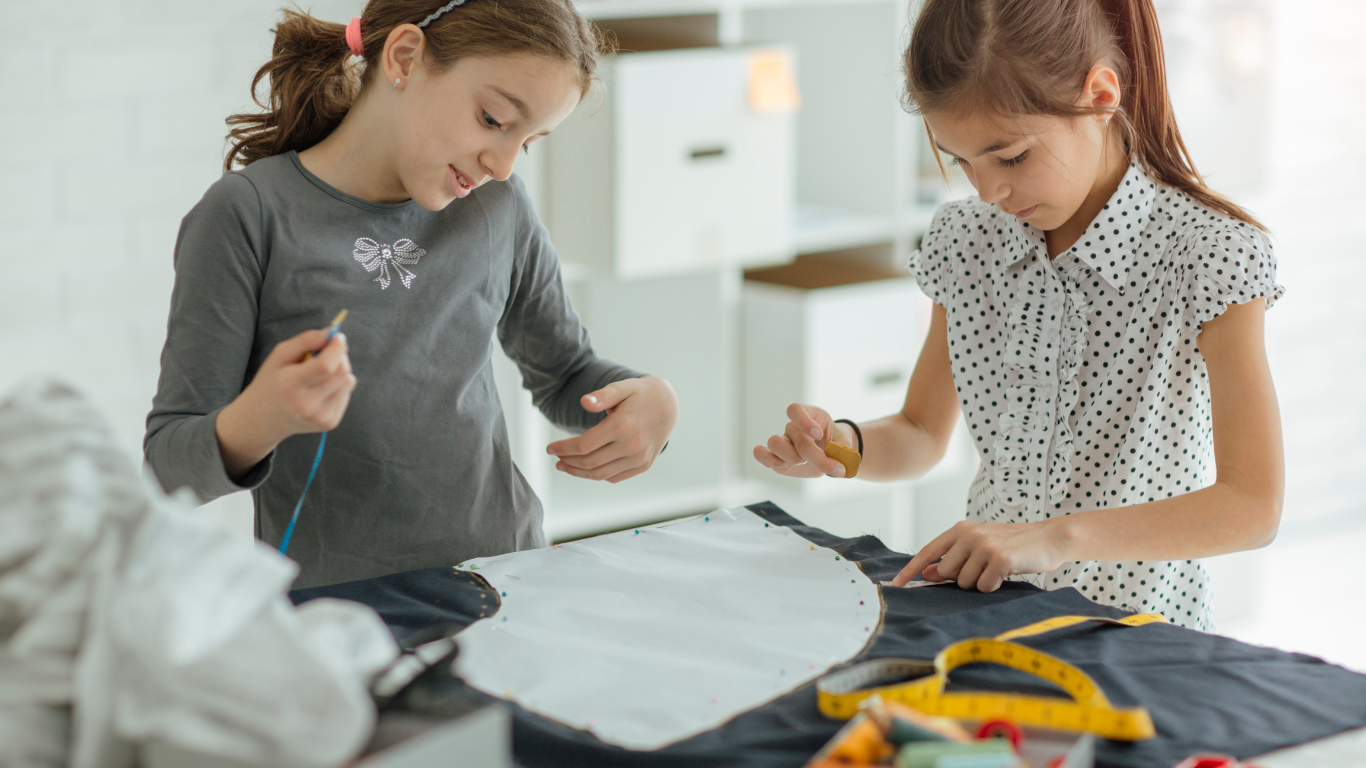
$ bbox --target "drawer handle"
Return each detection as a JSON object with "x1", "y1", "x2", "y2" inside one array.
[
  {"x1": 689, "y1": 145, "x2": 727, "y2": 161},
  {"x1": 869, "y1": 370, "x2": 905, "y2": 388}
]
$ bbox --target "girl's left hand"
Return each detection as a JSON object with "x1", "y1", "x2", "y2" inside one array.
[
  {"x1": 890, "y1": 520, "x2": 1071, "y2": 592},
  {"x1": 546, "y1": 376, "x2": 679, "y2": 484}
]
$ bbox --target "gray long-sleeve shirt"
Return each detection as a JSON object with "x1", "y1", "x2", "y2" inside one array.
[{"x1": 145, "y1": 152, "x2": 638, "y2": 589}]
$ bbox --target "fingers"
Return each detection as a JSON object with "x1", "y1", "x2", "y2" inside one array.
[
  {"x1": 269, "y1": 328, "x2": 334, "y2": 365},
  {"x1": 953, "y1": 546, "x2": 1008, "y2": 593},
  {"x1": 293, "y1": 363, "x2": 356, "y2": 430},
  {"x1": 602, "y1": 464, "x2": 650, "y2": 484},
  {"x1": 272, "y1": 334, "x2": 355, "y2": 430},
  {"x1": 556, "y1": 436, "x2": 633, "y2": 470},
  {"x1": 581, "y1": 379, "x2": 638, "y2": 414},
  {"x1": 786, "y1": 403, "x2": 830, "y2": 442},
  {"x1": 556, "y1": 455, "x2": 636, "y2": 482},
  {"x1": 312, "y1": 375, "x2": 355, "y2": 430},
  {"x1": 783, "y1": 421, "x2": 845, "y2": 477},
  {"x1": 287, "y1": 335, "x2": 352, "y2": 390},
  {"x1": 752, "y1": 444, "x2": 787, "y2": 470},
  {"x1": 752, "y1": 444, "x2": 823, "y2": 478},
  {"x1": 891, "y1": 522, "x2": 1030, "y2": 592},
  {"x1": 975, "y1": 557, "x2": 1009, "y2": 593},
  {"x1": 547, "y1": 420, "x2": 614, "y2": 459},
  {"x1": 766, "y1": 433, "x2": 804, "y2": 467},
  {"x1": 303, "y1": 333, "x2": 352, "y2": 380},
  {"x1": 933, "y1": 534, "x2": 973, "y2": 586},
  {"x1": 954, "y1": 547, "x2": 989, "y2": 591},
  {"x1": 891, "y1": 533, "x2": 955, "y2": 586}
]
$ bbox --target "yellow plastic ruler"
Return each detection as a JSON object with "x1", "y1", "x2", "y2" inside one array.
[{"x1": 816, "y1": 613, "x2": 1168, "y2": 741}]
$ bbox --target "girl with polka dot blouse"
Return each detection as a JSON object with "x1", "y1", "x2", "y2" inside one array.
[{"x1": 752, "y1": 0, "x2": 1284, "y2": 631}]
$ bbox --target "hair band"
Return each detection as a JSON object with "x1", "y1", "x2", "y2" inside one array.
[
  {"x1": 345, "y1": 16, "x2": 365, "y2": 57},
  {"x1": 418, "y1": 0, "x2": 468, "y2": 28}
]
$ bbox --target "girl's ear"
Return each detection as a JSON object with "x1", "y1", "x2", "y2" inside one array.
[
  {"x1": 381, "y1": 24, "x2": 427, "y2": 89},
  {"x1": 1080, "y1": 65, "x2": 1122, "y2": 119}
]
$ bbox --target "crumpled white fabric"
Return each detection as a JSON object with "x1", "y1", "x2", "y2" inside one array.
[{"x1": 0, "y1": 380, "x2": 398, "y2": 768}]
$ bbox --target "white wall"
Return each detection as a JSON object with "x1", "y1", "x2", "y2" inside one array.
[{"x1": 0, "y1": 0, "x2": 369, "y2": 532}]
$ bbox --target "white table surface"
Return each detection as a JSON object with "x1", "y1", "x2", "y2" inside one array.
[{"x1": 1253, "y1": 726, "x2": 1366, "y2": 766}]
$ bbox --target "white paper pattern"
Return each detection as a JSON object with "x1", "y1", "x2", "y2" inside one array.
[{"x1": 453, "y1": 508, "x2": 881, "y2": 750}]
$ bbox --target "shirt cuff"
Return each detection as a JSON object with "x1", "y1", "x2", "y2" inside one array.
[{"x1": 183, "y1": 406, "x2": 275, "y2": 502}]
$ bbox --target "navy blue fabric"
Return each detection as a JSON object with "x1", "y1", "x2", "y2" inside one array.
[{"x1": 291, "y1": 501, "x2": 1366, "y2": 767}]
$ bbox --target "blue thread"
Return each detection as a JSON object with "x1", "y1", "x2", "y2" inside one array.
[
  {"x1": 279, "y1": 431, "x2": 327, "y2": 555},
  {"x1": 277, "y1": 310, "x2": 346, "y2": 557}
]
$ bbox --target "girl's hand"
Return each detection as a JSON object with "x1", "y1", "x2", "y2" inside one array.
[
  {"x1": 547, "y1": 376, "x2": 679, "y2": 484},
  {"x1": 216, "y1": 329, "x2": 357, "y2": 479},
  {"x1": 890, "y1": 520, "x2": 1071, "y2": 592},
  {"x1": 751, "y1": 403, "x2": 853, "y2": 478}
]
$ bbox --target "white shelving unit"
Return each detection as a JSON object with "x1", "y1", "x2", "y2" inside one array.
[{"x1": 495, "y1": 0, "x2": 978, "y2": 550}]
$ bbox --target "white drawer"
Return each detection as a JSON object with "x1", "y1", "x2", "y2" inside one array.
[
  {"x1": 742, "y1": 255, "x2": 926, "y2": 498},
  {"x1": 803, "y1": 281, "x2": 920, "y2": 421},
  {"x1": 546, "y1": 47, "x2": 797, "y2": 279}
]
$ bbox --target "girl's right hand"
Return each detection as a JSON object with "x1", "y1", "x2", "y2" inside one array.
[
  {"x1": 215, "y1": 329, "x2": 356, "y2": 479},
  {"x1": 751, "y1": 403, "x2": 852, "y2": 478}
]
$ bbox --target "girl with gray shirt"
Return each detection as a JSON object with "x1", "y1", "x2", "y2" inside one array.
[{"x1": 145, "y1": 0, "x2": 679, "y2": 589}]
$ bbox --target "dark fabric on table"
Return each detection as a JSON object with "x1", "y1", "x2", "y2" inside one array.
[{"x1": 290, "y1": 501, "x2": 1366, "y2": 768}]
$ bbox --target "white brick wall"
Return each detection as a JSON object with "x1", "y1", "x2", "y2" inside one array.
[{"x1": 1, "y1": 0, "x2": 364, "y2": 534}]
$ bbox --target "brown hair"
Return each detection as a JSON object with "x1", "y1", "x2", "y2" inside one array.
[
  {"x1": 225, "y1": 0, "x2": 607, "y2": 170},
  {"x1": 903, "y1": 0, "x2": 1264, "y2": 230}
]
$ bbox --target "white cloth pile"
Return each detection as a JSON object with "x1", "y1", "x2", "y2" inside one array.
[{"x1": 0, "y1": 381, "x2": 398, "y2": 768}]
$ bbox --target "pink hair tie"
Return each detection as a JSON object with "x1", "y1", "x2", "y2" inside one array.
[{"x1": 345, "y1": 16, "x2": 365, "y2": 57}]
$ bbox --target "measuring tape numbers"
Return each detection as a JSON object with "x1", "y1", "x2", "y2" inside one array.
[{"x1": 817, "y1": 613, "x2": 1167, "y2": 741}]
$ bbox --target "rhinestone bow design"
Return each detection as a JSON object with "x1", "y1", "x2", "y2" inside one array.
[{"x1": 353, "y1": 237, "x2": 425, "y2": 289}]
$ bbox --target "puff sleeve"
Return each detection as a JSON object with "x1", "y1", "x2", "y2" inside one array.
[
  {"x1": 1179, "y1": 222, "x2": 1284, "y2": 331},
  {"x1": 908, "y1": 202, "x2": 968, "y2": 307}
]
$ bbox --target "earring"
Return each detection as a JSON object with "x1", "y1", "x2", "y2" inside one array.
[{"x1": 392, "y1": 77, "x2": 401, "y2": 90}]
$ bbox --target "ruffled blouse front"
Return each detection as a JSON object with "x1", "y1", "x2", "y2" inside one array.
[
  {"x1": 910, "y1": 163, "x2": 1283, "y2": 630},
  {"x1": 994, "y1": 245, "x2": 1094, "y2": 512}
]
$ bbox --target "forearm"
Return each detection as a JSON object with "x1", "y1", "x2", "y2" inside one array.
[
  {"x1": 1050, "y1": 298, "x2": 1286, "y2": 563},
  {"x1": 215, "y1": 394, "x2": 288, "y2": 480},
  {"x1": 1050, "y1": 478, "x2": 1281, "y2": 563},
  {"x1": 145, "y1": 408, "x2": 273, "y2": 502},
  {"x1": 533, "y1": 357, "x2": 643, "y2": 434},
  {"x1": 835, "y1": 413, "x2": 950, "y2": 482}
]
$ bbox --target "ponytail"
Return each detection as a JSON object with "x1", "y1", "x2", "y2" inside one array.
[
  {"x1": 904, "y1": 0, "x2": 1266, "y2": 231},
  {"x1": 225, "y1": 0, "x2": 609, "y2": 171},
  {"x1": 1100, "y1": 0, "x2": 1263, "y2": 230},
  {"x1": 225, "y1": 11, "x2": 357, "y2": 171}
]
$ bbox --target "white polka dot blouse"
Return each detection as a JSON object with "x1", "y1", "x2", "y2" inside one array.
[{"x1": 910, "y1": 162, "x2": 1283, "y2": 630}]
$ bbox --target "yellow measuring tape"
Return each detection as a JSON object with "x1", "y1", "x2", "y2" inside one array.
[{"x1": 817, "y1": 613, "x2": 1168, "y2": 741}]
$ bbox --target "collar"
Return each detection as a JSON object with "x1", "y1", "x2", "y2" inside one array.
[{"x1": 999, "y1": 162, "x2": 1158, "y2": 294}]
